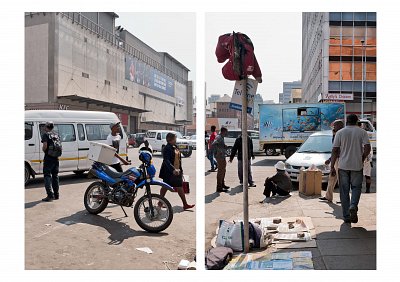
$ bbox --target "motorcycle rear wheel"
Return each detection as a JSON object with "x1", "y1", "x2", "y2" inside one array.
[
  {"x1": 84, "y1": 181, "x2": 109, "y2": 214},
  {"x1": 134, "y1": 193, "x2": 173, "y2": 233}
]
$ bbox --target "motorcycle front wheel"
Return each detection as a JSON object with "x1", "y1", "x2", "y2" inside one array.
[
  {"x1": 134, "y1": 193, "x2": 173, "y2": 233},
  {"x1": 84, "y1": 181, "x2": 109, "y2": 214}
]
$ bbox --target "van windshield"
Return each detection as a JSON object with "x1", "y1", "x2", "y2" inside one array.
[{"x1": 298, "y1": 135, "x2": 333, "y2": 153}]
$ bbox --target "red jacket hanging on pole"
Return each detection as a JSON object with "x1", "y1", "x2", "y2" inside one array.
[{"x1": 215, "y1": 32, "x2": 262, "y2": 82}]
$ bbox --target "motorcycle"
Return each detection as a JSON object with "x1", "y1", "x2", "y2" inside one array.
[{"x1": 83, "y1": 150, "x2": 175, "y2": 233}]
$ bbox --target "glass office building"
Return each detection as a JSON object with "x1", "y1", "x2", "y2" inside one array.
[{"x1": 302, "y1": 12, "x2": 376, "y2": 123}]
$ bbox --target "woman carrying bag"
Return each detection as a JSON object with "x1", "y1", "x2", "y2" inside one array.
[{"x1": 159, "y1": 133, "x2": 195, "y2": 210}]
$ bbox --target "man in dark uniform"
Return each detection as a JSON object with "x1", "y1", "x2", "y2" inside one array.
[{"x1": 41, "y1": 122, "x2": 60, "y2": 202}]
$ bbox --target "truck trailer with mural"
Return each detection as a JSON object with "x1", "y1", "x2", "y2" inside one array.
[{"x1": 259, "y1": 103, "x2": 345, "y2": 159}]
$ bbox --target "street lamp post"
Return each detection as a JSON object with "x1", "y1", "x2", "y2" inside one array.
[{"x1": 361, "y1": 39, "x2": 365, "y2": 119}]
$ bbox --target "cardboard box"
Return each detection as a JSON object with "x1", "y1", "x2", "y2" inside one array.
[
  {"x1": 88, "y1": 142, "x2": 116, "y2": 164},
  {"x1": 299, "y1": 170, "x2": 322, "y2": 196}
]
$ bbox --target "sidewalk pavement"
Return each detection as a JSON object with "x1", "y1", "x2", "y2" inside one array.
[{"x1": 205, "y1": 155, "x2": 376, "y2": 270}]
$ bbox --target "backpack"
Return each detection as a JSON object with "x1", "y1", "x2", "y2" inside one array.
[
  {"x1": 205, "y1": 247, "x2": 233, "y2": 270},
  {"x1": 47, "y1": 131, "x2": 62, "y2": 158}
]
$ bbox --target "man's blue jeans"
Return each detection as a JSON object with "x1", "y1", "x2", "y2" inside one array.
[
  {"x1": 338, "y1": 169, "x2": 363, "y2": 219},
  {"x1": 207, "y1": 151, "x2": 217, "y2": 170}
]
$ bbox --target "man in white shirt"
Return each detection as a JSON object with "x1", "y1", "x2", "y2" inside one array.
[
  {"x1": 107, "y1": 122, "x2": 129, "y2": 172},
  {"x1": 331, "y1": 114, "x2": 371, "y2": 224}
]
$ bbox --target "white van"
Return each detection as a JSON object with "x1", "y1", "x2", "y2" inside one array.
[
  {"x1": 224, "y1": 129, "x2": 262, "y2": 156},
  {"x1": 145, "y1": 130, "x2": 193, "y2": 157},
  {"x1": 25, "y1": 110, "x2": 127, "y2": 185}
]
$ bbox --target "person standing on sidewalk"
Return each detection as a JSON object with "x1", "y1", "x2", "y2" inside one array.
[
  {"x1": 212, "y1": 127, "x2": 229, "y2": 192},
  {"x1": 41, "y1": 122, "x2": 61, "y2": 202},
  {"x1": 106, "y1": 122, "x2": 130, "y2": 172},
  {"x1": 358, "y1": 122, "x2": 374, "y2": 193},
  {"x1": 319, "y1": 119, "x2": 344, "y2": 202},
  {"x1": 331, "y1": 114, "x2": 371, "y2": 224},
  {"x1": 207, "y1": 125, "x2": 218, "y2": 172},
  {"x1": 228, "y1": 134, "x2": 256, "y2": 187}
]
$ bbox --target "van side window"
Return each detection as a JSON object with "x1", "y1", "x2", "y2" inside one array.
[
  {"x1": 147, "y1": 131, "x2": 156, "y2": 138},
  {"x1": 77, "y1": 124, "x2": 85, "y2": 141},
  {"x1": 54, "y1": 124, "x2": 76, "y2": 142},
  {"x1": 157, "y1": 133, "x2": 162, "y2": 140},
  {"x1": 25, "y1": 122, "x2": 33, "y2": 140},
  {"x1": 85, "y1": 124, "x2": 110, "y2": 141}
]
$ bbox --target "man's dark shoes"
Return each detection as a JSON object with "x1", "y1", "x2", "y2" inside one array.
[
  {"x1": 54, "y1": 194, "x2": 59, "y2": 200},
  {"x1": 42, "y1": 196, "x2": 53, "y2": 202},
  {"x1": 222, "y1": 185, "x2": 230, "y2": 189},
  {"x1": 216, "y1": 187, "x2": 229, "y2": 193},
  {"x1": 349, "y1": 206, "x2": 358, "y2": 223},
  {"x1": 208, "y1": 169, "x2": 216, "y2": 172},
  {"x1": 344, "y1": 218, "x2": 351, "y2": 224},
  {"x1": 249, "y1": 183, "x2": 256, "y2": 188}
]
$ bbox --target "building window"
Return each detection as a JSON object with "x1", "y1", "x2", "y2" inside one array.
[
  {"x1": 329, "y1": 12, "x2": 341, "y2": 22},
  {"x1": 329, "y1": 62, "x2": 340, "y2": 80},
  {"x1": 341, "y1": 62, "x2": 353, "y2": 80},
  {"x1": 354, "y1": 62, "x2": 362, "y2": 80},
  {"x1": 341, "y1": 81, "x2": 353, "y2": 91},
  {"x1": 329, "y1": 45, "x2": 341, "y2": 56},
  {"x1": 342, "y1": 12, "x2": 353, "y2": 21},
  {"x1": 366, "y1": 62, "x2": 376, "y2": 80},
  {"x1": 367, "y1": 12, "x2": 376, "y2": 21},
  {"x1": 354, "y1": 12, "x2": 367, "y2": 21}
]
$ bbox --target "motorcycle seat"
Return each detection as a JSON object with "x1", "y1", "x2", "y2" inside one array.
[{"x1": 103, "y1": 165, "x2": 130, "y2": 179}]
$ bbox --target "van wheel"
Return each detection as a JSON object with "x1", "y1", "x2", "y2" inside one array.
[
  {"x1": 182, "y1": 150, "x2": 192, "y2": 158},
  {"x1": 285, "y1": 146, "x2": 297, "y2": 159},
  {"x1": 25, "y1": 164, "x2": 31, "y2": 186},
  {"x1": 265, "y1": 148, "x2": 276, "y2": 156},
  {"x1": 73, "y1": 170, "x2": 85, "y2": 176}
]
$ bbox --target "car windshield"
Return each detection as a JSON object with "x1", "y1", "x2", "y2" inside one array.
[
  {"x1": 190, "y1": 135, "x2": 196, "y2": 140},
  {"x1": 174, "y1": 132, "x2": 183, "y2": 139},
  {"x1": 297, "y1": 135, "x2": 333, "y2": 153}
]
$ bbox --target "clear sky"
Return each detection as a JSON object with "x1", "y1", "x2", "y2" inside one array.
[
  {"x1": 205, "y1": 13, "x2": 302, "y2": 103},
  {"x1": 116, "y1": 12, "x2": 196, "y2": 82}
]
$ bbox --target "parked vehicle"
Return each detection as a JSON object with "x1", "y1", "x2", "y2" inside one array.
[
  {"x1": 127, "y1": 134, "x2": 136, "y2": 147},
  {"x1": 134, "y1": 133, "x2": 146, "y2": 147},
  {"x1": 187, "y1": 135, "x2": 197, "y2": 150},
  {"x1": 224, "y1": 129, "x2": 261, "y2": 156},
  {"x1": 84, "y1": 150, "x2": 174, "y2": 233},
  {"x1": 285, "y1": 131, "x2": 332, "y2": 183},
  {"x1": 259, "y1": 103, "x2": 345, "y2": 159},
  {"x1": 358, "y1": 119, "x2": 376, "y2": 152},
  {"x1": 24, "y1": 110, "x2": 127, "y2": 185},
  {"x1": 145, "y1": 130, "x2": 192, "y2": 157}
]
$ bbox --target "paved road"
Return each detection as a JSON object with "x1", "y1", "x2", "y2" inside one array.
[
  {"x1": 25, "y1": 148, "x2": 196, "y2": 270},
  {"x1": 205, "y1": 153, "x2": 376, "y2": 270}
]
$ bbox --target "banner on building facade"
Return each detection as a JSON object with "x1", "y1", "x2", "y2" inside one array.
[
  {"x1": 318, "y1": 93, "x2": 353, "y2": 102},
  {"x1": 125, "y1": 55, "x2": 175, "y2": 97},
  {"x1": 174, "y1": 82, "x2": 188, "y2": 121}
]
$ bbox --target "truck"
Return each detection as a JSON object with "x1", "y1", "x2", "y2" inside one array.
[{"x1": 259, "y1": 103, "x2": 345, "y2": 159}]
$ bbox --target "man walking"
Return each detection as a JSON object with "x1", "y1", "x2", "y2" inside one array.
[
  {"x1": 41, "y1": 122, "x2": 61, "y2": 202},
  {"x1": 107, "y1": 122, "x2": 130, "y2": 172},
  {"x1": 319, "y1": 119, "x2": 344, "y2": 202},
  {"x1": 212, "y1": 127, "x2": 229, "y2": 192},
  {"x1": 207, "y1": 125, "x2": 218, "y2": 172},
  {"x1": 331, "y1": 114, "x2": 371, "y2": 224},
  {"x1": 228, "y1": 134, "x2": 256, "y2": 187}
]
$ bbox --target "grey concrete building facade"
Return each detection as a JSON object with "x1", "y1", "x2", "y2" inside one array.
[
  {"x1": 278, "y1": 81, "x2": 302, "y2": 104},
  {"x1": 302, "y1": 12, "x2": 376, "y2": 122},
  {"x1": 25, "y1": 12, "x2": 193, "y2": 133}
]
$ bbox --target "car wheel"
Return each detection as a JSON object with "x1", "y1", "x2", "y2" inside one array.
[
  {"x1": 226, "y1": 147, "x2": 232, "y2": 157},
  {"x1": 265, "y1": 148, "x2": 276, "y2": 156},
  {"x1": 25, "y1": 164, "x2": 30, "y2": 186}
]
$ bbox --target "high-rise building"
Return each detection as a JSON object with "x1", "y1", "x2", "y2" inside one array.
[
  {"x1": 302, "y1": 12, "x2": 376, "y2": 122},
  {"x1": 279, "y1": 81, "x2": 302, "y2": 104}
]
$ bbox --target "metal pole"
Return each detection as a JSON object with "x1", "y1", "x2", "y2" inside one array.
[
  {"x1": 361, "y1": 40, "x2": 365, "y2": 119},
  {"x1": 242, "y1": 78, "x2": 249, "y2": 253}
]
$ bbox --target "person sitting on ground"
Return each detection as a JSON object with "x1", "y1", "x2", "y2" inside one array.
[
  {"x1": 260, "y1": 161, "x2": 292, "y2": 203},
  {"x1": 159, "y1": 132, "x2": 195, "y2": 210}
]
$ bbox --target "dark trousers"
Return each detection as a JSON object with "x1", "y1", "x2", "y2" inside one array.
[
  {"x1": 216, "y1": 158, "x2": 227, "y2": 188},
  {"x1": 43, "y1": 157, "x2": 59, "y2": 197},
  {"x1": 263, "y1": 179, "x2": 289, "y2": 197},
  {"x1": 110, "y1": 163, "x2": 123, "y2": 172}
]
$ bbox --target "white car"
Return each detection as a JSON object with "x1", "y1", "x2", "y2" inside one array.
[
  {"x1": 145, "y1": 130, "x2": 193, "y2": 157},
  {"x1": 187, "y1": 135, "x2": 197, "y2": 150},
  {"x1": 285, "y1": 131, "x2": 332, "y2": 183},
  {"x1": 224, "y1": 129, "x2": 262, "y2": 156}
]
